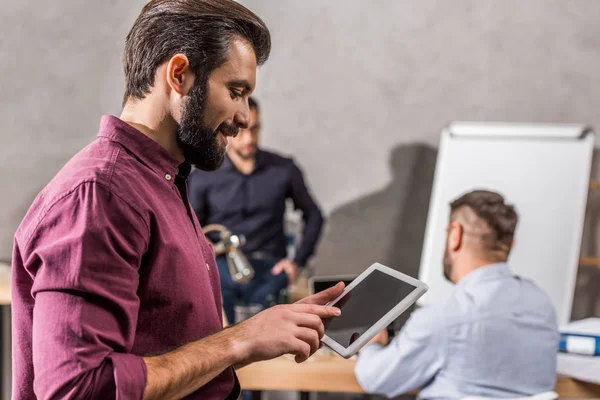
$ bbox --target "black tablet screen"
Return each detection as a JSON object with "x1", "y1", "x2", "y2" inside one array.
[{"x1": 324, "y1": 269, "x2": 417, "y2": 349}]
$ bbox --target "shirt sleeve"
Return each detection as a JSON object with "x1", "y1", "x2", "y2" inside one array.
[
  {"x1": 354, "y1": 306, "x2": 445, "y2": 398},
  {"x1": 23, "y1": 182, "x2": 149, "y2": 400},
  {"x1": 287, "y1": 161, "x2": 324, "y2": 267}
]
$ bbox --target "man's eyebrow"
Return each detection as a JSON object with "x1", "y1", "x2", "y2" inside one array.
[{"x1": 227, "y1": 79, "x2": 252, "y2": 92}]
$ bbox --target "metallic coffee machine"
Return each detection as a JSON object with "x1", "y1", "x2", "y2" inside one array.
[{"x1": 202, "y1": 224, "x2": 254, "y2": 284}]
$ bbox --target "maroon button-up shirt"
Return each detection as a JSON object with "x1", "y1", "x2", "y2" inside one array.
[{"x1": 12, "y1": 115, "x2": 238, "y2": 399}]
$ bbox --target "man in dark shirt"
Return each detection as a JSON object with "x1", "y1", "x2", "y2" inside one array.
[
  {"x1": 189, "y1": 97, "x2": 324, "y2": 324},
  {"x1": 11, "y1": 1, "x2": 343, "y2": 399}
]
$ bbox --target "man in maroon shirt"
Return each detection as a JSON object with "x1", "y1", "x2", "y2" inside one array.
[{"x1": 11, "y1": 1, "x2": 343, "y2": 399}]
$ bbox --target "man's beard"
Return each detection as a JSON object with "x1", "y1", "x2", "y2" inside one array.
[
  {"x1": 235, "y1": 146, "x2": 257, "y2": 161},
  {"x1": 176, "y1": 82, "x2": 238, "y2": 171},
  {"x1": 443, "y1": 246, "x2": 453, "y2": 283}
]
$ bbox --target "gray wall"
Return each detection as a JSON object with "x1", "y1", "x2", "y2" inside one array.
[
  {"x1": 0, "y1": 0, "x2": 148, "y2": 261},
  {"x1": 1, "y1": 1, "x2": 600, "y2": 320},
  {"x1": 241, "y1": 0, "x2": 600, "y2": 215}
]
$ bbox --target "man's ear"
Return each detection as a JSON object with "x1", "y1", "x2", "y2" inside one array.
[
  {"x1": 448, "y1": 221, "x2": 463, "y2": 251},
  {"x1": 165, "y1": 53, "x2": 195, "y2": 97}
]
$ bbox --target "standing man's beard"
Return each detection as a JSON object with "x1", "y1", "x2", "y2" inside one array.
[
  {"x1": 235, "y1": 147, "x2": 257, "y2": 161},
  {"x1": 176, "y1": 82, "x2": 238, "y2": 171}
]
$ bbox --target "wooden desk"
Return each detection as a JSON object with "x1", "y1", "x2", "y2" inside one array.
[
  {"x1": 1, "y1": 266, "x2": 598, "y2": 398},
  {"x1": 237, "y1": 351, "x2": 600, "y2": 398}
]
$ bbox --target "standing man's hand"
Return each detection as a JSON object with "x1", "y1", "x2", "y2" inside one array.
[
  {"x1": 233, "y1": 282, "x2": 345, "y2": 366},
  {"x1": 295, "y1": 281, "x2": 344, "y2": 307},
  {"x1": 271, "y1": 258, "x2": 298, "y2": 283},
  {"x1": 233, "y1": 303, "x2": 340, "y2": 365}
]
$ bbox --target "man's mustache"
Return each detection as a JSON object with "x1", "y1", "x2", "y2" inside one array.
[{"x1": 217, "y1": 122, "x2": 239, "y2": 138}]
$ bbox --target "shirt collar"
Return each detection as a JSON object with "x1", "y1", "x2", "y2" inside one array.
[
  {"x1": 176, "y1": 162, "x2": 192, "y2": 179},
  {"x1": 456, "y1": 262, "x2": 512, "y2": 288},
  {"x1": 222, "y1": 154, "x2": 236, "y2": 171},
  {"x1": 97, "y1": 115, "x2": 188, "y2": 182},
  {"x1": 255, "y1": 150, "x2": 266, "y2": 170}
]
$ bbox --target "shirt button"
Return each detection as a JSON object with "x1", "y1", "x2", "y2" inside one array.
[
  {"x1": 165, "y1": 174, "x2": 172, "y2": 181},
  {"x1": 206, "y1": 263, "x2": 210, "y2": 271}
]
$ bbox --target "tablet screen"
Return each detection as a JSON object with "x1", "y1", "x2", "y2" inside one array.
[
  {"x1": 312, "y1": 277, "x2": 356, "y2": 295},
  {"x1": 325, "y1": 269, "x2": 417, "y2": 348}
]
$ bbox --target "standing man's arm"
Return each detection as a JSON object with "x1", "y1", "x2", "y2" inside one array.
[
  {"x1": 287, "y1": 161, "x2": 324, "y2": 265},
  {"x1": 354, "y1": 307, "x2": 445, "y2": 398},
  {"x1": 24, "y1": 182, "x2": 343, "y2": 400},
  {"x1": 143, "y1": 300, "x2": 341, "y2": 399},
  {"x1": 24, "y1": 183, "x2": 150, "y2": 400},
  {"x1": 272, "y1": 161, "x2": 324, "y2": 282}
]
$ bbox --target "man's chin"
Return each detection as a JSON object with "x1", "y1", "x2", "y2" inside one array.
[
  {"x1": 235, "y1": 149, "x2": 257, "y2": 161},
  {"x1": 186, "y1": 148, "x2": 226, "y2": 171},
  {"x1": 443, "y1": 265, "x2": 453, "y2": 283}
]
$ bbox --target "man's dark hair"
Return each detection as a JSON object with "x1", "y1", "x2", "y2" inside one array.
[
  {"x1": 248, "y1": 96, "x2": 259, "y2": 112},
  {"x1": 123, "y1": 0, "x2": 271, "y2": 105},
  {"x1": 450, "y1": 189, "x2": 518, "y2": 254}
]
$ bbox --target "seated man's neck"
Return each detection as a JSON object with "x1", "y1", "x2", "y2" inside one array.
[
  {"x1": 453, "y1": 257, "x2": 504, "y2": 283},
  {"x1": 228, "y1": 149, "x2": 256, "y2": 175}
]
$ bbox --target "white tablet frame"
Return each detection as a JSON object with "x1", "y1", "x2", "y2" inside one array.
[{"x1": 321, "y1": 262, "x2": 428, "y2": 359}]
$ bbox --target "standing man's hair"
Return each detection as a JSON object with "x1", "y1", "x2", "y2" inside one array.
[{"x1": 122, "y1": 0, "x2": 271, "y2": 105}]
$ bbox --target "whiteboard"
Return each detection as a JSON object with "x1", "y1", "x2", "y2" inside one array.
[{"x1": 418, "y1": 122, "x2": 595, "y2": 325}]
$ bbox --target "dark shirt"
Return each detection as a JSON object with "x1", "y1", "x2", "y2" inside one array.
[
  {"x1": 12, "y1": 115, "x2": 238, "y2": 399},
  {"x1": 188, "y1": 150, "x2": 324, "y2": 267}
]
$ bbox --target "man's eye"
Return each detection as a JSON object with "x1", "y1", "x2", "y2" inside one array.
[{"x1": 230, "y1": 89, "x2": 242, "y2": 99}]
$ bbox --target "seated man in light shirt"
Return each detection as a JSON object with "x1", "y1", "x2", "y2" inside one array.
[{"x1": 355, "y1": 189, "x2": 559, "y2": 399}]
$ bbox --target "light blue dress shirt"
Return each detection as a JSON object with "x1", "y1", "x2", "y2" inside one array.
[{"x1": 355, "y1": 263, "x2": 559, "y2": 400}]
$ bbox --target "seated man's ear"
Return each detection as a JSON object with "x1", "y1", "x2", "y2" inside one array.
[{"x1": 448, "y1": 221, "x2": 463, "y2": 251}]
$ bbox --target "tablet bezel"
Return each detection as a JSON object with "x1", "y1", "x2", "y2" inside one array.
[{"x1": 321, "y1": 262, "x2": 428, "y2": 359}]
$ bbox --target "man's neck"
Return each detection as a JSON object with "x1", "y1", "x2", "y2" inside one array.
[
  {"x1": 453, "y1": 259, "x2": 499, "y2": 283},
  {"x1": 120, "y1": 98, "x2": 184, "y2": 162},
  {"x1": 228, "y1": 150, "x2": 256, "y2": 175}
]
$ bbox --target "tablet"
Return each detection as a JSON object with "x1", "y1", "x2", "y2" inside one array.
[
  {"x1": 321, "y1": 263, "x2": 428, "y2": 358},
  {"x1": 308, "y1": 274, "x2": 358, "y2": 295}
]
